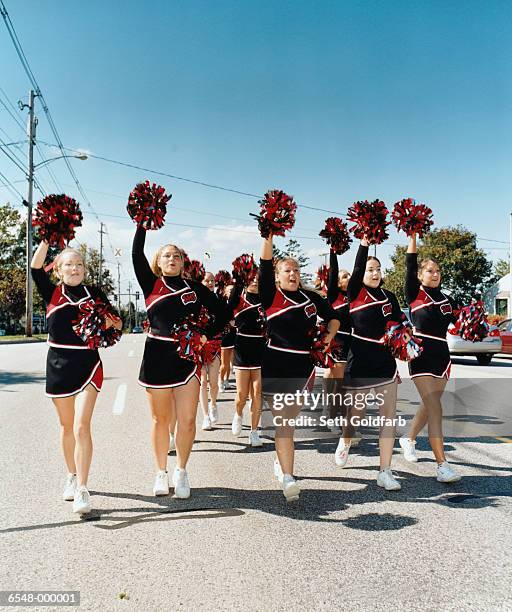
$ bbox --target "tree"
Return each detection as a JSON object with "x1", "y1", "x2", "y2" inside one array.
[
  {"x1": 273, "y1": 238, "x2": 312, "y2": 284},
  {"x1": 494, "y1": 259, "x2": 509, "y2": 279},
  {"x1": 384, "y1": 226, "x2": 495, "y2": 306},
  {"x1": 78, "y1": 245, "x2": 115, "y2": 295}
]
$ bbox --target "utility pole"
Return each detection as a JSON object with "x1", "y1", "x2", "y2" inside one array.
[
  {"x1": 98, "y1": 222, "x2": 106, "y2": 286},
  {"x1": 509, "y1": 212, "x2": 512, "y2": 318},
  {"x1": 127, "y1": 281, "x2": 132, "y2": 332},
  {"x1": 117, "y1": 261, "x2": 121, "y2": 313},
  {"x1": 22, "y1": 90, "x2": 37, "y2": 337}
]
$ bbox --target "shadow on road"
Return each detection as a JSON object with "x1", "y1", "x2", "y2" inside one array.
[
  {"x1": 0, "y1": 371, "x2": 45, "y2": 389},
  {"x1": 1, "y1": 469, "x2": 508, "y2": 535}
]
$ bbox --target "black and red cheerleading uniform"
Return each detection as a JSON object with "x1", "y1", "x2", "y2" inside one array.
[
  {"x1": 219, "y1": 294, "x2": 236, "y2": 350},
  {"x1": 405, "y1": 253, "x2": 458, "y2": 379},
  {"x1": 31, "y1": 268, "x2": 113, "y2": 397},
  {"x1": 259, "y1": 258, "x2": 337, "y2": 393},
  {"x1": 132, "y1": 226, "x2": 226, "y2": 388},
  {"x1": 344, "y1": 245, "x2": 404, "y2": 389},
  {"x1": 227, "y1": 282, "x2": 266, "y2": 370},
  {"x1": 327, "y1": 250, "x2": 351, "y2": 363}
]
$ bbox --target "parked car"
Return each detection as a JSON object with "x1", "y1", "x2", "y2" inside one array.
[
  {"x1": 497, "y1": 319, "x2": 512, "y2": 354},
  {"x1": 402, "y1": 309, "x2": 502, "y2": 366},
  {"x1": 132, "y1": 326, "x2": 143, "y2": 334},
  {"x1": 446, "y1": 325, "x2": 502, "y2": 365}
]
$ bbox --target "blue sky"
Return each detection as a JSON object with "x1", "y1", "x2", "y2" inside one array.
[{"x1": 0, "y1": 0, "x2": 510, "y2": 294}]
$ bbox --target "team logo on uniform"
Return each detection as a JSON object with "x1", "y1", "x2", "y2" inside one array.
[
  {"x1": 382, "y1": 303, "x2": 392, "y2": 317},
  {"x1": 305, "y1": 304, "x2": 317, "y2": 318},
  {"x1": 181, "y1": 291, "x2": 197, "y2": 305},
  {"x1": 440, "y1": 303, "x2": 452, "y2": 315}
]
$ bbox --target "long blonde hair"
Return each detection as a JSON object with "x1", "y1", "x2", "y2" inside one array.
[{"x1": 150, "y1": 244, "x2": 184, "y2": 277}]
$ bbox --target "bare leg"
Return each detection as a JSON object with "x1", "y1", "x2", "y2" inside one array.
[
  {"x1": 270, "y1": 396, "x2": 302, "y2": 475},
  {"x1": 169, "y1": 394, "x2": 177, "y2": 437},
  {"x1": 173, "y1": 377, "x2": 200, "y2": 468},
  {"x1": 377, "y1": 382, "x2": 398, "y2": 470},
  {"x1": 199, "y1": 368, "x2": 209, "y2": 416},
  {"x1": 52, "y1": 396, "x2": 76, "y2": 474},
  {"x1": 73, "y1": 384, "x2": 98, "y2": 486},
  {"x1": 413, "y1": 376, "x2": 448, "y2": 464},
  {"x1": 234, "y1": 368, "x2": 250, "y2": 417},
  {"x1": 208, "y1": 356, "x2": 220, "y2": 405},
  {"x1": 146, "y1": 388, "x2": 172, "y2": 470},
  {"x1": 249, "y1": 370, "x2": 262, "y2": 430}
]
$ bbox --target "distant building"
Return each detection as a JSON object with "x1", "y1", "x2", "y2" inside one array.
[{"x1": 484, "y1": 272, "x2": 510, "y2": 317}]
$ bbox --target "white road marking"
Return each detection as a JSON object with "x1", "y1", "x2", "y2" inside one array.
[
  {"x1": 112, "y1": 383, "x2": 127, "y2": 415},
  {"x1": 128, "y1": 350, "x2": 134, "y2": 357}
]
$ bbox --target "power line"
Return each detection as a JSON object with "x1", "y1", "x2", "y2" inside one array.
[
  {"x1": 0, "y1": 0, "x2": 101, "y2": 223},
  {"x1": 37, "y1": 140, "x2": 346, "y2": 217},
  {"x1": 0, "y1": 169, "x2": 23, "y2": 199}
]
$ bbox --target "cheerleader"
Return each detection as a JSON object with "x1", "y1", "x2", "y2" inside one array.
[
  {"x1": 228, "y1": 272, "x2": 265, "y2": 447},
  {"x1": 199, "y1": 271, "x2": 222, "y2": 430},
  {"x1": 323, "y1": 249, "x2": 352, "y2": 428},
  {"x1": 31, "y1": 241, "x2": 122, "y2": 514},
  {"x1": 335, "y1": 239, "x2": 404, "y2": 491},
  {"x1": 398, "y1": 233, "x2": 461, "y2": 482},
  {"x1": 219, "y1": 284, "x2": 236, "y2": 392},
  {"x1": 132, "y1": 227, "x2": 226, "y2": 498},
  {"x1": 260, "y1": 234, "x2": 339, "y2": 501}
]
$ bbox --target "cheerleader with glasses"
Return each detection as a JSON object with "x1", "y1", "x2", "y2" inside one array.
[
  {"x1": 260, "y1": 233, "x2": 339, "y2": 501},
  {"x1": 31, "y1": 241, "x2": 122, "y2": 514},
  {"x1": 334, "y1": 238, "x2": 405, "y2": 491},
  {"x1": 398, "y1": 233, "x2": 461, "y2": 482},
  {"x1": 132, "y1": 227, "x2": 226, "y2": 498}
]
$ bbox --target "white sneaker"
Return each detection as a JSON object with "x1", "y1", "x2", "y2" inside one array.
[
  {"x1": 226, "y1": 381, "x2": 235, "y2": 390},
  {"x1": 153, "y1": 470, "x2": 169, "y2": 496},
  {"x1": 172, "y1": 468, "x2": 191, "y2": 499},
  {"x1": 377, "y1": 468, "x2": 402, "y2": 491},
  {"x1": 232, "y1": 414, "x2": 243, "y2": 436},
  {"x1": 249, "y1": 430, "x2": 263, "y2": 447},
  {"x1": 399, "y1": 436, "x2": 418, "y2": 462},
  {"x1": 436, "y1": 462, "x2": 461, "y2": 483},
  {"x1": 208, "y1": 401, "x2": 218, "y2": 424},
  {"x1": 63, "y1": 473, "x2": 77, "y2": 501},
  {"x1": 282, "y1": 474, "x2": 300, "y2": 502},
  {"x1": 169, "y1": 433, "x2": 176, "y2": 452},
  {"x1": 202, "y1": 415, "x2": 213, "y2": 431},
  {"x1": 219, "y1": 381, "x2": 226, "y2": 393},
  {"x1": 273, "y1": 458, "x2": 284, "y2": 483},
  {"x1": 334, "y1": 438, "x2": 351, "y2": 468},
  {"x1": 72, "y1": 486, "x2": 91, "y2": 514}
]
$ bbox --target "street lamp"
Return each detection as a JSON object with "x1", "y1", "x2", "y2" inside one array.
[{"x1": 22, "y1": 90, "x2": 88, "y2": 337}]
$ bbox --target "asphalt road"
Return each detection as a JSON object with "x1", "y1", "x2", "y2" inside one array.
[{"x1": 1, "y1": 337, "x2": 511, "y2": 612}]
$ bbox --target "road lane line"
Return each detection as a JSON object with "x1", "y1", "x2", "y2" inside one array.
[{"x1": 112, "y1": 383, "x2": 127, "y2": 415}]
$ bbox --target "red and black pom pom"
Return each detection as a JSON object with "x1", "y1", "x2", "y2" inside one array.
[
  {"x1": 251, "y1": 189, "x2": 297, "y2": 238},
  {"x1": 170, "y1": 307, "x2": 211, "y2": 365},
  {"x1": 187, "y1": 260, "x2": 206, "y2": 282},
  {"x1": 346, "y1": 199, "x2": 390, "y2": 245},
  {"x1": 202, "y1": 337, "x2": 222, "y2": 364},
  {"x1": 309, "y1": 324, "x2": 339, "y2": 368},
  {"x1": 127, "y1": 180, "x2": 171, "y2": 230},
  {"x1": 452, "y1": 300, "x2": 489, "y2": 342},
  {"x1": 32, "y1": 194, "x2": 83, "y2": 248},
  {"x1": 72, "y1": 299, "x2": 122, "y2": 349},
  {"x1": 316, "y1": 264, "x2": 329, "y2": 292},
  {"x1": 383, "y1": 320, "x2": 423, "y2": 361},
  {"x1": 214, "y1": 270, "x2": 232, "y2": 296},
  {"x1": 391, "y1": 198, "x2": 433, "y2": 238},
  {"x1": 232, "y1": 253, "x2": 258, "y2": 285},
  {"x1": 319, "y1": 217, "x2": 352, "y2": 255}
]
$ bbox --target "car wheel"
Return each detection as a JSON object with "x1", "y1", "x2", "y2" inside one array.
[{"x1": 476, "y1": 354, "x2": 493, "y2": 366}]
